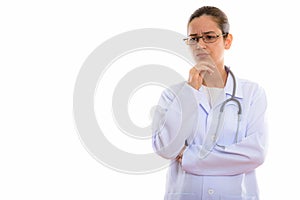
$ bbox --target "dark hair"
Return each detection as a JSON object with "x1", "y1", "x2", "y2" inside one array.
[{"x1": 188, "y1": 6, "x2": 230, "y2": 34}]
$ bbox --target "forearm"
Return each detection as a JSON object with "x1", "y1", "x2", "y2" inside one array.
[
  {"x1": 152, "y1": 83, "x2": 200, "y2": 159},
  {"x1": 182, "y1": 131, "x2": 267, "y2": 175},
  {"x1": 182, "y1": 88, "x2": 268, "y2": 175}
]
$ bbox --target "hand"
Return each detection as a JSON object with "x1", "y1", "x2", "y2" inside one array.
[
  {"x1": 188, "y1": 61, "x2": 215, "y2": 90},
  {"x1": 176, "y1": 145, "x2": 187, "y2": 164}
]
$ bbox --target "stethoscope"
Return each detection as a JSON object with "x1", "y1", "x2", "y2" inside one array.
[
  {"x1": 222, "y1": 66, "x2": 242, "y2": 142},
  {"x1": 198, "y1": 66, "x2": 242, "y2": 158}
]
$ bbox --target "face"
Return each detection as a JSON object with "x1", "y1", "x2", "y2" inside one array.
[{"x1": 187, "y1": 15, "x2": 232, "y2": 68}]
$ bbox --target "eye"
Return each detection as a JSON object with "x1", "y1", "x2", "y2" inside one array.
[
  {"x1": 204, "y1": 34, "x2": 217, "y2": 41},
  {"x1": 189, "y1": 37, "x2": 198, "y2": 42}
]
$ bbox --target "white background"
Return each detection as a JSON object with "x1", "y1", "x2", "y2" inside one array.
[{"x1": 1, "y1": 0, "x2": 299, "y2": 199}]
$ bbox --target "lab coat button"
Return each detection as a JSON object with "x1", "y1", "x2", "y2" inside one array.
[
  {"x1": 211, "y1": 135, "x2": 216, "y2": 142},
  {"x1": 208, "y1": 188, "x2": 214, "y2": 195}
]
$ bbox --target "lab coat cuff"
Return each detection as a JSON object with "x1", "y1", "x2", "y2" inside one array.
[
  {"x1": 183, "y1": 82, "x2": 202, "y2": 103},
  {"x1": 181, "y1": 145, "x2": 199, "y2": 174}
]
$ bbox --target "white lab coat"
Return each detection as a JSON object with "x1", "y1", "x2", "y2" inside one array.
[{"x1": 152, "y1": 74, "x2": 268, "y2": 200}]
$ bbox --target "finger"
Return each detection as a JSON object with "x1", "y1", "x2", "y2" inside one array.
[
  {"x1": 188, "y1": 67, "x2": 204, "y2": 90},
  {"x1": 189, "y1": 67, "x2": 201, "y2": 82},
  {"x1": 192, "y1": 68, "x2": 212, "y2": 81},
  {"x1": 195, "y1": 60, "x2": 216, "y2": 69},
  {"x1": 192, "y1": 63, "x2": 215, "y2": 75},
  {"x1": 176, "y1": 153, "x2": 183, "y2": 159},
  {"x1": 189, "y1": 67, "x2": 199, "y2": 75},
  {"x1": 199, "y1": 70, "x2": 206, "y2": 79},
  {"x1": 194, "y1": 62, "x2": 216, "y2": 73},
  {"x1": 178, "y1": 158, "x2": 182, "y2": 164},
  {"x1": 195, "y1": 65, "x2": 214, "y2": 75}
]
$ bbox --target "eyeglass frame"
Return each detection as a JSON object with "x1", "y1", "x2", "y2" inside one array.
[{"x1": 183, "y1": 31, "x2": 228, "y2": 45}]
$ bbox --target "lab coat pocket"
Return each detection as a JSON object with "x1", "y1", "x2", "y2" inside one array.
[
  {"x1": 216, "y1": 103, "x2": 242, "y2": 147},
  {"x1": 165, "y1": 193, "x2": 197, "y2": 200}
]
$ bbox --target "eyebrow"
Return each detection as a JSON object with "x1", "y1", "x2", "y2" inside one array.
[{"x1": 188, "y1": 31, "x2": 215, "y2": 36}]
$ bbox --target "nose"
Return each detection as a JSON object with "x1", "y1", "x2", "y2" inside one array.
[{"x1": 196, "y1": 38, "x2": 206, "y2": 49}]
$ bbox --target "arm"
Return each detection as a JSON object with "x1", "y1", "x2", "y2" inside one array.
[
  {"x1": 182, "y1": 86, "x2": 268, "y2": 175},
  {"x1": 152, "y1": 82, "x2": 199, "y2": 159},
  {"x1": 152, "y1": 62, "x2": 219, "y2": 159}
]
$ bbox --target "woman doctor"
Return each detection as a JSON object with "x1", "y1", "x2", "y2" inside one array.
[{"x1": 152, "y1": 6, "x2": 268, "y2": 200}]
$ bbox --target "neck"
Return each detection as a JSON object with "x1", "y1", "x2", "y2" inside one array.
[
  {"x1": 203, "y1": 65, "x2": 228, "y2": 88},
  {"x1": 220, "y1": 67, "x2": 228, "y2": 86},
  {"x1": 216, "y1": 61, "x2": 228, "y2": 85}
]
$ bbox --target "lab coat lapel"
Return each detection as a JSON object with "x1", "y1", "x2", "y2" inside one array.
[{"x1": 213, "y1": 72, "x2": 243, "y2": 109}]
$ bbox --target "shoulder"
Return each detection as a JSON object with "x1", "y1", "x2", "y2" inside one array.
[
  {"x1": 160, "y1": 81, "x2": 186, "y2": 100},
  {"x1": 237, "y1": 78, "x2": 267, "y2": 104},
  {"x1": 238, "y1": 78, "x2": 265, "y2": 92}
]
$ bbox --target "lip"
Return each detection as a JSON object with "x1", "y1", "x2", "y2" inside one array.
[{"x1": 196, "y1": 53, "x2": 209, "y2": 57}]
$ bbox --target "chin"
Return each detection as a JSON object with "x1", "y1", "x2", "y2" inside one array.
[
  {"x1": 193, "y1": 55, "x2": 202, "y2": 62},
  {"x1": 193, "y1": 55, "x2": 213, "y2": 64}
]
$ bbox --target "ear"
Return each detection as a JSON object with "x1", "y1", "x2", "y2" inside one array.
[{"x1": 224, "y1": 33, "x2": 233, "y2": 50}]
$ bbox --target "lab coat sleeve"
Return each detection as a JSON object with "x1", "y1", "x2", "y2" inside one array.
[
  {"x1": 181, "y1": 86, "x2": 268, "y2": 176},
  {"x1": 152, "y1": 82, "x2": 199, "y2": 159}
]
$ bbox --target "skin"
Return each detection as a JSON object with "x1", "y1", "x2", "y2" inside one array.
[
  {"x1": 187, "y1": 15, "x2": 233, "y2": 90},
  {"x1": 176, "y1": 15, "x2": 233, "y2": 163}
]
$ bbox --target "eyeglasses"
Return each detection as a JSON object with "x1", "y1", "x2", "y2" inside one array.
[{"x1": 183, "y1": 32, "x2": 228, "y2": 45}]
